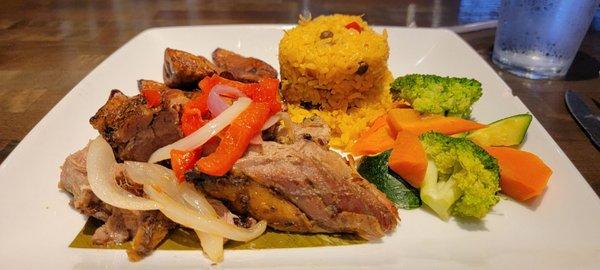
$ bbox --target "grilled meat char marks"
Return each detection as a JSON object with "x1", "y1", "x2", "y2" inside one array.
[
  {"x1": 212, "y1": 48, "x2": 278, "y2": 83},
  {"x1": 90, "y1": 89, "x2": 184, "y2": 162},
  {"x1": 82, "y1": 83, "x2": 190, "y2": 259},
  {"x1": 163, "y1": 48, "x2": 221, "y2": 89},
  {"x1": 201, "y1": 173, "x2": 327, "y2": 233},
  {"x1": 162, "y1": 47, "x2": 278, "y2": 89},
  {"x1": 138, "y1": 79, "x2": 173, "y2": 92}
]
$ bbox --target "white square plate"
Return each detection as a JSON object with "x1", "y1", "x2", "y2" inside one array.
[{"x1": 0, "y1": 25, "x2": 599, "y2": 270}]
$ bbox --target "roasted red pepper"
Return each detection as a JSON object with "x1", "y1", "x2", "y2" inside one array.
[
  {"x1": 180, "y1": 111, "x2": 205, "y2": 137},
  {"x1": 141, "y1": 89, "x2": 162, "y2": 108},
  {"x1": 181, "y1": 76, "x2": 281, "y2": 174},
  {"x1": 180, "y1": 90, "x2": 211, "y2": 136},
  {"x1": 254, "y1": 78, "x2": 283, "y2": 115},
  {"x1": 199, "y1": 74, "x2": 252, "y2": 94},
  {"x1": 345, "y1": 21, "x2": 362, "y2": 32},
  {"x1": 170, "y1": 149, "x2": 201, "y2": 183},
  {"x1": 185, "y1": 92, "x2": 211, "y2": 118},
  {"x1": 198, "y1": 74, "x2": 282, "y2": 116},
  {"x1": 196, "y1": 102, "x2": 271, "y2": 176}
]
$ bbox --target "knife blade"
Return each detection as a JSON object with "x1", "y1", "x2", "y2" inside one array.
[{"x1": 565, "y1": 90, "x2": 600, "y2": 148}]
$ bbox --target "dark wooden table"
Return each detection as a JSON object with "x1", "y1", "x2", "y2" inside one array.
[{"x1": 1, "y1": 0, "x2": 599, "y2": 194}]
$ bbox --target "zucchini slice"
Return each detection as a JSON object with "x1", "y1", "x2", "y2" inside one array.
[
  {"x1": 356, "y1": 150, "x2": 421, "y2": 209},
  {"x1": 466, "y1": 114, "x2": 532, "y2": 147}
]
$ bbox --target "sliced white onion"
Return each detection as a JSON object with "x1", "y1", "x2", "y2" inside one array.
[
  {"x1": 123, "y1": 161, "x2": 181, "y2": 198},
  {"x1": 86, "y1": 137, "x2": 159, "y2": 210},
  {"x1": 180, "y1": 185, "x2": 218, "y2": 217},
  {"x1": 124, "y1": 161, "x2": 218, "y2": 217},
  {"x1": 196, "y1": 231, "x2": 224, "y2": 263},
  {"x1": 144, "y1": 185, "x2": 267, "y2": 241},
  {"x1": 261, "y1": 113, "x2": 282, "y2": 131},
  {"x1": 208, "y1": 84, "x2": 247, "y2": 117},
  {"x1": 277, "y1": 112, "x2": 295, "y2": 139},
  {"x1": 280, "y1": 112, "x2": 293, "y2": 128},
  {"x1": 148, "y1": 97, "x2": 252, "y2": 163}
]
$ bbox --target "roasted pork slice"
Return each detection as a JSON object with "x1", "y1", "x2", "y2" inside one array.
[
  {"x1": 271, "y1": 115, "x2": 331, "y2": 146},
  {"x1": 60, "y1": 146, "x2": 251, "y2": 261},
  {"x1": 196, "y1": 139, "x2": 399, "y2": 240},
  {"x1": 163, "y1": 48, "x2": 220, "y2": 89},
  {"x1": 59, "y1": 147, "x2": 176, "y2": 260},
  {"x1": 212, "y1": 48, "x2": 278, "y2": 83},
  {"x1": 90, "y1": 89, "x2": 184, "y2": 162},
  {"x1": 59, "y1": 146, "x2": 111, "y2": 221},
  {"x1": 200, "y1": 173, "x2": 327, "y2": 233}
]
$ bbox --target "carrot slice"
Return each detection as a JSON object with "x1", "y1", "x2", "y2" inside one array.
[
  {"x1": 351, "y1": 116, "x2": 396, "y2": 156},
  {"x1": 387, "y1": 108, "x2": 421, "y2": 134},
  {"x1": 485, "y1": 147, "x2": 552, "y2": 201},
  {"x1": 389, "y1": 131, "x2": 427, "y2": 188},
  {"x1": 358, "y1": 114, "x2": 389, "y2": 138},
  {"x1": 387, "y1": 108, "x2": 484, "y2": 135},
  {"x1": 400, "y1": 115, "x2": 485, "y2": 136}
]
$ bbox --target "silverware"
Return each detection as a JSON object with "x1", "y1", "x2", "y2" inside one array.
[
  {"x1": 405, "y1": 20, "x2": 498, "y2": 34},
  {"x1": 446, "y1": 20, "x2": 498, "y2": 33},
  {"x1": 565, "y1": 90, "x2": 600, "y2": 148}
]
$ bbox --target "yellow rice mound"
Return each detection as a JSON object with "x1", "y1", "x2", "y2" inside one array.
[
  {"x1": 279, "y1": 14, "x2": 390, "y2": 110},
  {"x1": 280, "y1": 14, "x2": 393, "y2": 151}
]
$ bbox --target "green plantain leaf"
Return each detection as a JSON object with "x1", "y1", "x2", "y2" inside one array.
[{"x1": 69, "y1": 218, "x2": 365, "y2": 250}]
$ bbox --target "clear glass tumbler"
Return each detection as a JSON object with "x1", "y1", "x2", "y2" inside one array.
[{"x1": 492, "y1": 0, "x2": 599, "y2": 79}]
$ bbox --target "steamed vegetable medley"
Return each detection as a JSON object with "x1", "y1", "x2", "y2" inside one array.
[{"x1": 355, "y1": 74, "x2": 552, "y2": 220}]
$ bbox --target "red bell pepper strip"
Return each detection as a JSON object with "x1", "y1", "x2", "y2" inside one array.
[
  {"x1": 254, "y1": 78, "x2": 282, "y2": 115},
  {"x1": 170, "y1": 149, "x2": 201, "y2": 183},
  {"x1": 184, "y1": 92, "x2": 211, "y2": 118},
  {"x1": 198, "y1": 74, "x2": 282, "y2": 116},
  {"x1": 345, "y1": 21, "x2": 362, "y2": 32},
  {"x1": 180, "y1": 111, "x2": 206, "y2": 137},
  {"x1": 196, "y1": 102, "x2": 271, "y2": 176},
  {"x1": 180, "y1": 90, "x2": 212, "y2": 136},
  {"x1": 141, "y1": 89, "x2": 162, "y2": 108}
]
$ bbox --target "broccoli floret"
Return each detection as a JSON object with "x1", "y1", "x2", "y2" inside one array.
[
  {"x1": 390, "y1": 74, "x2": 482, "y2": 118},
  {"x1": 419, "y1": 132, "x2": 500, "y2": 220}
]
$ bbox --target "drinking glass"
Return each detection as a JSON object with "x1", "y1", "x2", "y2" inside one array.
[{"x1": 492, "y1": 0, "x2": 600, "y2": 79}]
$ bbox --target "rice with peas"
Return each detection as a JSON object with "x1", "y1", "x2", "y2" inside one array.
[{"x1": 279, "y1": 14, "x2": 393, "y2": 150}]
